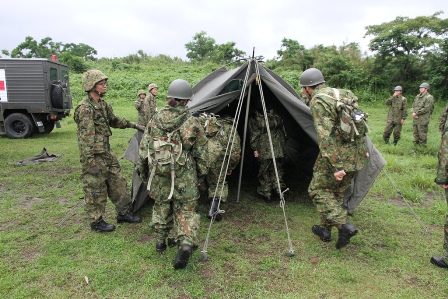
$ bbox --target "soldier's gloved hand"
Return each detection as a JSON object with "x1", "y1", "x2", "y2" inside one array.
[
  {"x1": 135, "y1": 124, "x2": 145, "y2": 132},
  {"x1": 87, "y1": 165, "x2": 101, "y2": 176}
]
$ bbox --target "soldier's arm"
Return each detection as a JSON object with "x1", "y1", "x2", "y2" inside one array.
[
  {"x1": 310, "y1": 98, "x2": 344, "y2": 172},
  {"x1": 75, "y1": 105, "x2": 96, "y2": 166},
  {"x1": 190, "y1": 119, "x2": 209, "y2": 177},
  {"x1": 136, "y1": 126, "x2": 152, "y2": 182},
  {"x1": 414, "y1": 96, "x2": 433, "y2": 115},
  {"x1": 248, "y1": 117, "x2": 260, "y2": 151},
  {"x1": 402, "y1": 97, "x2": 408, "y2": 120},
  {"x1": 135, "y1": 99, "x2": 143, "y2": 110},
  {"x1": 385, "y1": 96, "x2": 393, "y2": 106}
]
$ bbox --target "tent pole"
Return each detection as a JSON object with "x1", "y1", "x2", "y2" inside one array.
[{"x1": 236, "y1": 82, "x2": 252, "y2": 202}]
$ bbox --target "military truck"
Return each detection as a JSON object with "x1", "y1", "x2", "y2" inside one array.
[{"x1": 0, "y1": 58, "x2": 72, "y2": 138}]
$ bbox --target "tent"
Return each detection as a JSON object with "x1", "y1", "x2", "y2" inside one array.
[
  {"x1": 188, "y1": 59, "x2": 386, "y2": 210},
  {"x1": 124, "y1": 59, "x2": 386, "y2": 213}
]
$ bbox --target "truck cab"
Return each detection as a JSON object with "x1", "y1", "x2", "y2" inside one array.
[{"x1": 0, "y1": 58, "x2": 72, "y2": 138}]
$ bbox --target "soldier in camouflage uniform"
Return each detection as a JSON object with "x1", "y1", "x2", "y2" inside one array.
[
  {"x1": 431, "y1": 103, "x2": 448, "y2": 269},
  {"x1": 198, "y1": 113, "x2": 241, "y2": 221},
  {"x1": 383, "y1": 86, "x2": 407, "y2": 145},
  {"x1": 135, "y1": 83, "x2": 158, "y2": 126},
  {"x1": 249, "y1": 105, "x2": 286, "y2": 203},
  {"x1": 300, "y1": 68, "x2": 369, "y2": 249},
  {"x1": 74, "y1": 70, "x2": 144, "y2": 232},
  {"x1": 136, "y1": 79, "x2": 208, "y2": 270},
  {"x1": 411, "y1": 82, "x2": 434, "y2": 147}
]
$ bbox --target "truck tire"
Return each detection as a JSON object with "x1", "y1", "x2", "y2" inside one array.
[
  {"x1": 51, "y1": 84, "x2": 64, "y2": 109},
  {"x1": 43, "y1": 121, "x2": 55, "y2": 133},
  {"x1": 4, "y1": 113, "x2": 35, "y2": 138}
]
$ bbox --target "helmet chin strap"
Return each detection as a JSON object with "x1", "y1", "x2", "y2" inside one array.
[{"x1": 93, "y1": 89, "x2": 106, "y2": 98}]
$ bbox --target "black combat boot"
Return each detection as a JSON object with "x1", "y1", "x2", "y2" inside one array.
[
  {"x1": 117, "y1": 213, "x2": 142, "y2": 223},
  {"x1": 173, "y1": 244, "x2": 193, "y2": 269},
  {"x1": 90, "y1": 219, "x2": 115, "y2": 232},
  {"x1": 167, "y1": 238, "x2": 177, "y2": 247},
  {"x1": 393, "y1": 140, "x2": 399, "y2": 146},
  {"x1": 336, "y1": 222, "x2": 358, "y2": 249},
  {"x1": 312, "y1": 225, "x2": 331, "y2": 242},
  {"x1": 156, "y1": 240, "x2": 167, "y2": 253},
  {"x1": 207, "y1": 198, "x2": 222, "y2": 221},
  {"x1": 264, "y1": 195, "x2": 272, "y2": 203},
  {"x1": 430, "y1": 256, "x2": 448, "y2": 269}
]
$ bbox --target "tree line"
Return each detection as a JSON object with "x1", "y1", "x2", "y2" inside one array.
[{"x1": 2, "y1": 12, "x2": 447, "y2": 100}]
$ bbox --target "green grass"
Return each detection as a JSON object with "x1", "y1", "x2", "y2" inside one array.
[{"x1": 1, "y1": 98, "x2": 448, "y2": 299}]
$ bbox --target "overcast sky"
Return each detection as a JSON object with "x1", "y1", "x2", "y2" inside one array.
[{"x1": 1, "y1": 0, "x2": 446, "y2": 60}]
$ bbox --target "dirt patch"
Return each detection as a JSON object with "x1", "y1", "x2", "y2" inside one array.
[
  {"x1": 140, "y1": 235, "x2": 153, "y2": 243},
  {"x1": 23, "y1": 197, "x2": 45, "y2": 209},
  {"x1": 387, "y1": 197, "x2": 406, "y2": 207}
]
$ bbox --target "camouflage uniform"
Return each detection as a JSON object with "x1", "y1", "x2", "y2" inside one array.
[
  {"x1": 136, "y1": 105, "x2": 208, "y2": 247},
  {"x1": 74, "y1": 94, "x2": 137, "y2": 224},
  {"x1": 135, "y1": 93, "x2": 157, "y2": 126},
  {"x1": 383, "y1": 94, "x2": 407, "y2": 144},
  {"x1": 308, "y1": 85, "x2": 368, "y2": 229},
  {"x1": 435, "y1": 103, "x2": 448, "y2": 261},
  {"x1": 199, "y1": 115, "x2": 241, "y2": 202},
  {"x1": 249, "y1": 109, "x2": 286, "y2": 198},
  {"x1": 411, "y1": 92, "x2": 434, "y2": 146}
]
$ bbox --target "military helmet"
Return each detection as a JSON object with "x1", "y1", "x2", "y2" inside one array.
[
  {"x1": 419, "y1": 82, "x2": 430, "y2": 89},
  {"x1": 82, "y1": 70, "x2": 108, "y2": 92},
  {"x1": 299, "y1": 68, "x2": 325, "y2": 87},
  {"x1": 394, "y1": 86, "x2": 403, "y2": 91},
  {"x1": 137, "y1": 89, "x2": 146, "y2": 96},
  {"x1": 167, "y1": 79, "x2": 192, "y2": 100},
  {"x1": 148, "y1": 83, "x2": 158, "y2": 91}
]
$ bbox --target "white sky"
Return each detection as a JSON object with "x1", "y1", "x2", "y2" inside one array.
[{"x1": 1, "y1": 0, "x2": 446, "y2": 60}]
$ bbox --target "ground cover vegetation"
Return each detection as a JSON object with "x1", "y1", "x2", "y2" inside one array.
[{"x1": 1, "y1": 11, "x2": 448, "y2": 299}]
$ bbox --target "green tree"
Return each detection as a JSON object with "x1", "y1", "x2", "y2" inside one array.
[
  {"x1": 11, "y1": 36, "x2": 62, "y2": 58},
  {"x1": 185, "y1": 31, "x2": 217, "y2": 62},
  {"x1": 276, "y1": 38, "x2": 313, "y2": 70},
  {"x1": 213, "y1": 42, "x2": 246, "y2": 64},
  {"x1": 364, "y1": 11, "x2": 448, "y2": 92},
  {"x1": 62, "y1": 43, "x2": 97, "y2": 60}
]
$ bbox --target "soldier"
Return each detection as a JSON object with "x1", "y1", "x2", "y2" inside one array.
[
  {"x1": 300, "y1": 68, "x2": 369, "y2": 249},
  {"x1": 136, "y1": 79, "x2": 208, "y2": 270},
  {"x1": 198, "y1": 113, "x2": 241, "y2": 221},
  {"x1": 249, "y1": 102, "x2": 286, "y2": 203},
  {"x1": 74, "y1": 70, "x2": 144, "y2": 232},
  {"x1": 431, "y1": 103, "x2": 448, "y2": 269},
  {"x1": 411, "y1": 82, "x2": 434, "y2": 147},
  {"x1": 383, "y1": 86, "x2": 407, "y2": 145},
  {"x1": 135, "y1": 83, "x2": 158, "y2": 126}
]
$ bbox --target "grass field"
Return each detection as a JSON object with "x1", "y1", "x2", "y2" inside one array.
[{"x1": 1, "y1": 98, "x2": 448, "y2": 299}]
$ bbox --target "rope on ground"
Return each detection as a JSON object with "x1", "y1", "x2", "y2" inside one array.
[
  {"x1": 55, "y1": 198, "x2": 83, "y2": 228},
  {"x1": 382, "y1": 168, "x2": 429, "y2": 235}
]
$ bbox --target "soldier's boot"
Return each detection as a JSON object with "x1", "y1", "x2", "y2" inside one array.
[
  {"x1": 90, "y1": 219, "x2": 115, "y2": 232},
  {"x1": 156, "y1": 240, "x2": 167, "y2": 253},
  {"x1": 383, "y1": 137, "x2": 389, "y2": 144},
  {"x1": 173, "y1": 244, "x2": 193, "y2": 270},
  {"x1": 207, "y1": 198, "x2": 222, "y2": 221},
  {"x1": 430, "y1": 256, "x2": 448, "y2": 269},
  {"x1": 336, "y1": 222, "x2": 358, "y2": 249},
  {"x1": 167, "y1": 238, "x2": 177, "y2": 247},
  {"x1": 393, "y1": 140, "x2": 399, "y2": 146},
  {"x1": 117, "y1": 213, "x2": 141, "y2": 224},
  {"x1": 312, "y1": 225, "x2": 331, "y2": 242}
]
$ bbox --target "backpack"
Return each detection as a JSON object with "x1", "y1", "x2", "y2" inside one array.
[
  {"x1": 317, "y1": 88, "x2": 369, "y2": 142},
  {"x1": 146, "y1": 117, "x2": 190, "y2": 199}
]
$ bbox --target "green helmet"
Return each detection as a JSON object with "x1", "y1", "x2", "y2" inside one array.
[
  {"x1": 299, "y1": 68, "x2": 325, "y2": 87},
  {"x1": 394, "y1": 86, "x2": 402, "y2": 91},
  {"x1": 137, "y1": 89, "x2": 146, "y2": 96},
  {"x1": 148, "y1": 83, "x2": 159, "y2": 91},
  {"x1": 167, "y1": 79, "x2": 192, "y2": 100},
  {"x1": 82, "y1": 70, "x2": 108, "y2": 92},
  {"x1": 419, "y1": 82, "x2": 430, "y2": 89}
]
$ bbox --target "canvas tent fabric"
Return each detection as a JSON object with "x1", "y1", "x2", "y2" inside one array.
[
  {"x1": 122, "y1": 131, "x2": 152, "y2": 212},
  {"x1": 188, "y1": 59, "x2": 386, "y2": 210}
]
